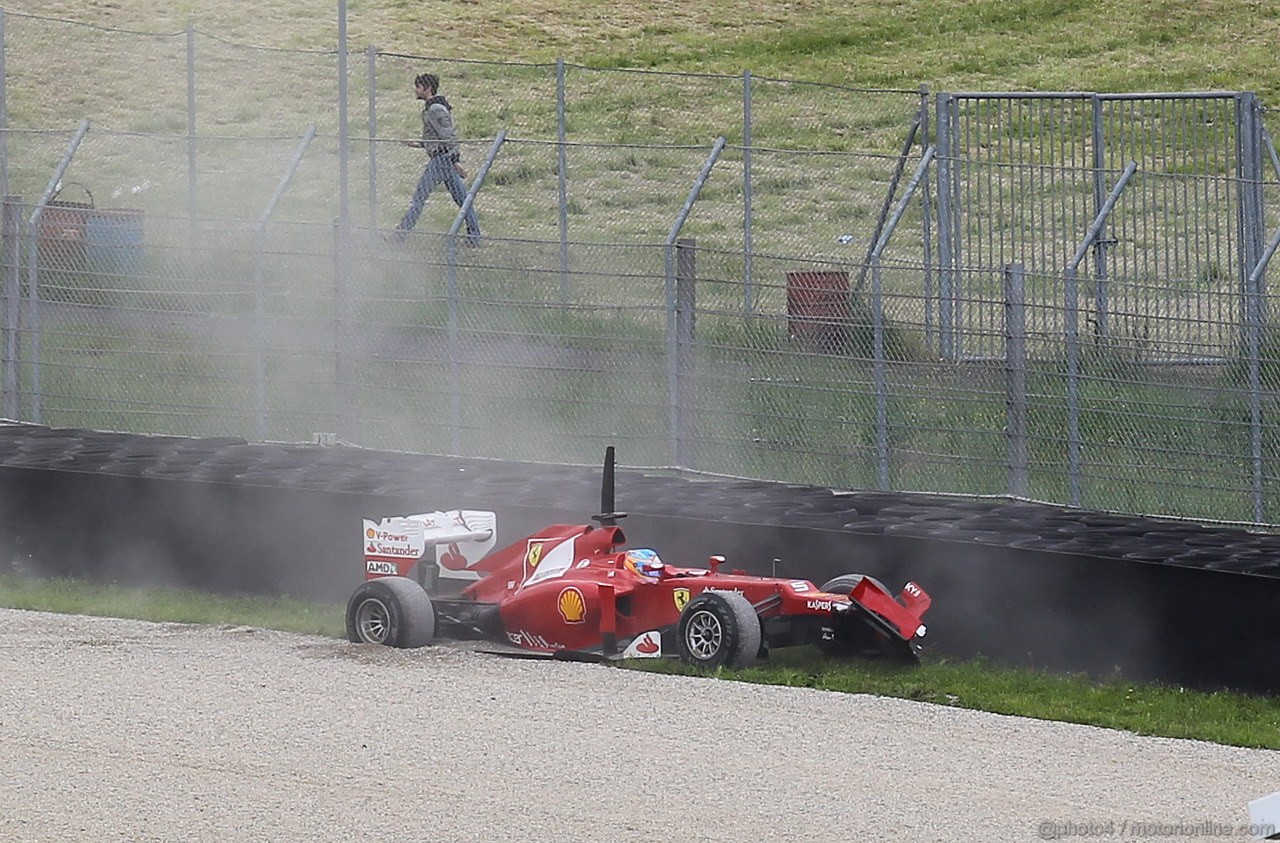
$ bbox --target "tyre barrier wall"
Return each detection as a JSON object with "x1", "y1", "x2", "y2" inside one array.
[{"x1": 2, "y1": 421, "x2": 1279, "y2": 694}]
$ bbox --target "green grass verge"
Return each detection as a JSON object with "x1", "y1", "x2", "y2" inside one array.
[
  {"x1": 630, "y1": 649, "x2": 1280, "y2": 751},
  {"x1": 0, "y1": 574, "x2": 346, "y2": 639},
  {"x1": 4, "y1": 573, "x2": 1278, "y2": 750}
]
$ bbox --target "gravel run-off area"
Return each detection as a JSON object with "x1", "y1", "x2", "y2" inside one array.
[{"x1": 1, "y1": 608, "x2": 1277, "y2": 842}]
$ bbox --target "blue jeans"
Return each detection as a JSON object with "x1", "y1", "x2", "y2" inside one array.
[{"x1": 396, "y1": 154, "x2": 481, "y2": 237}]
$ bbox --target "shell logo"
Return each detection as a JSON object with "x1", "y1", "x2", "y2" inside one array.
[
  {"x1": 673, "y1": 587, "x2": 691, "y2": 612},
  {"x1": 526, "y1": 542, "x2": 544, "y2": 569},
  {"x1": 365, "y1": 527, "x2": 376, "y2": 539},
  {"x1": 557, "y1": 586, "x2": 587, "y2": 624}
]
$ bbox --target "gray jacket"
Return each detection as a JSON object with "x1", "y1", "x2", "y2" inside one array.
[{"x1": 421, "y1": 95, "x2": 460, "y2": 161}]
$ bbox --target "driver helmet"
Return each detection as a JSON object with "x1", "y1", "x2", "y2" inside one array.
[{"x1": 624, "y1": 548, "x2": 664, "y2": 578}]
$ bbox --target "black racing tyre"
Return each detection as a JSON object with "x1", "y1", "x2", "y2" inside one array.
[
  {"x1": 819, "y1": 573, "x2": 888, "y2": 596},
  {"x1": 676, "y1": 591, "x2": 762, "y2": 670},
  {"x1": 817, "y1": 572, "x2": 889, "y2": 658},
  {"x1": 346, "y1": 576, "x2": 436, "y2": 648}
]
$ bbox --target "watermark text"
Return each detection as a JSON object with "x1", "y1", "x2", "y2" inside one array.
[{"x1": 1037, "y1": 819, "x2": 1276, "y2": 839}]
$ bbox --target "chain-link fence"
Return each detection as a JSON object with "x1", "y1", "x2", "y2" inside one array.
[{"x1": 4, "y1": 11, "x2": 1280, "y2": 526}]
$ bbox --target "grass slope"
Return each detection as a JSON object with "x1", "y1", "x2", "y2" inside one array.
[{"x1": 6, "y1": 0, "x2": 1279, "y2": 104}]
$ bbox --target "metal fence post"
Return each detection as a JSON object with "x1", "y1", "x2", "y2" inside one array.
[
  {"x1": 253, "y1": 126, "x2": 316, "y2": 441},
  {"x1": 446, "y1": 232, "x2": 462, "y2": 455},
  {"x1": 332, "y1": 217, "x2": 353, "y2": 441},
  {"x1": 252, "y1": 228, "x2": 268, "y2": 439},
  {"x1": 1245, "y1": 226, "x2": 1280, "y2": 522},
  {"x1": 664, "y1": 241, "x2": 677, "y2": 464},
  {"x1": 1065, "y1": 264, "x2": 1081, "y2": 506},
  {"x1": 1090, "y1": 94, "x2": 1112, "y2": 340},
  {"x1": 1238, "y1": 92, "x2": 1266, "y2": 327},
  {"x1": 0, "y1": 10, "x2": 8, "y2": 205},
  {"x1": 853, "y1": 103, "x2": 923, "y2": 296},
  {"x1": 935, "y1": 93, "x2": 956, "y2": 361},
  {"x1": 742, "y1": 70, "x2": 753, "y2": 314},
  {"x1": 665, "y1": 137, "x2": 725, "y2": 467},
  {"x1": 367, "y1": 44, "x2": 378, "y2": 230},
  {"x1": 441, "y1": 132, "x2": 507, "y2": 455},
  {"x1": 21, "y1": 215, "x2": 35, "y2": 423},
  {"x1": 448, "y1": 131, "x2": 505, "y2": 243},
  {"x1": 332, "y1": 6, "x2": 358, "y2": 445},
  {"x1": 867, "y1": 145, "x2": 935, "y2": 491},
  {"x1": 1265, "y1": 126, "x2": 1280, "y2": 180},
  {"x1": 1005, "y1": 263, "x2": 1028, "y2": 498},
  {"x1": 2, "y1": 194, "x2": 18, "y2": 420},
  {"x1": 26, "y1": 119, "x2": 90, "y2": 425},
  {"x1": 557, "y1": 58, "x2": 569, "y2": 302},
  {"x1": 872, "y1": 254, "x2": 889, "y2": 490},
  {"x1": 186, "y1": 22, "x2": 197, "y2": 229},
  {"x1": 675, "y1": 238, "x2": 697, "y2": 469},
  {"x1": 337, "y1": 0, "x2": 351, "y2": 229},
  {"x1": 1064, "y1": 160, "x2": 1137, "y2": 506},
  {"x1": 919, "y1": 86, "x2": 933, "y2": 351}
]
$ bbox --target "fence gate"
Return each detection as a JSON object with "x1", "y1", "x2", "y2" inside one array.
[{"x1": 934, "y1": 91, "x2": 1266, "y2": 362}]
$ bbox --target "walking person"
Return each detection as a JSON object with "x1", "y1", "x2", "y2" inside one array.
[{"x1": 389, "y1": 72, "x2": 481, "y2": 244}]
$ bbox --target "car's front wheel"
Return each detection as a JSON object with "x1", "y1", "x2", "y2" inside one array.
[
  {"x1": 817, "y1": 572, "x2": 887, "y2": 658},
  {"x1": 346, "y1": 576, "x2": 436, "y2": 648},
  {"x1": 676, "y1": 590, "x2": 761, "y2": 670},
  {"x1": 819, "y1": 572, "x2": 887, "y2": 596}
]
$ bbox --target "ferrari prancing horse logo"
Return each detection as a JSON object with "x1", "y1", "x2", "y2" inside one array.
[
  {"x1": 525, "y1": 542, "x2": 544, "y2": 568},
  {"x1": 673, "y1": 588, "x2": 691, "y2": 612}
]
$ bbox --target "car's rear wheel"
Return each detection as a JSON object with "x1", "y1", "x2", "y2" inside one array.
[
  {"x1": 346, "y1": 576, "x2": 436, "y2": 648},
  {"x1": 676, "y1": 591, "x2": 761, "y2": 670}
]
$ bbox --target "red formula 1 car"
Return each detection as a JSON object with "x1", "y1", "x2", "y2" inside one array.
[{"x1": 345, "y1": 448, "x2": 932, "y2": 668}]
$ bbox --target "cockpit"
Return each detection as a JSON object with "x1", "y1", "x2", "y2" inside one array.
[{"x1": 623, "y1": 548, "x2": 665, "y2": 578}]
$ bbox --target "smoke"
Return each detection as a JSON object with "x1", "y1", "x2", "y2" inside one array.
[{"x1": 0, "y1": 423, "x2": 1273, "y2": 691}]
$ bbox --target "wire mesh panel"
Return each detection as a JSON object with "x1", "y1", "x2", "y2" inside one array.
[
  {"x1": 6, "y1": 11, "x2": 1280, "y2": 524},
  {"x1": 556, "y1": 141, "x2": 727, "y2": 244},
  {"x1": 14, "y1": 204, "x2": 262, "y2": 436},
  {"x1": 736, "y1": 146, "x2": 913, "y2": 258},
  {"x1": 342, "y1": 234, "x2": 673, "y2": 465},
  {"x1": 374, "y1": 54, "x2": 560, "y2": 143},
  {"x1": 689, "y1": 245, "x2": 881, "y2": 485},
  {"x1": 748, "y1": 77, "x2": 923, "y2": 153},
  {"x1": 562, "y1": 65, "x2": 744, "y2": 147},
  {"x1": 194, "y1": 34, "x2": 341, "y2": 137},
  {"x1": 938, "y1": 92, "x2": 1257, "y2": 364},
  {"x1": 2, "y1": 15, "x2": 188, "y2": 133}
]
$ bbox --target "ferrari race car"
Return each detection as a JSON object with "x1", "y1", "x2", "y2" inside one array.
[{"x1": 345, "y1": 449, "x2": 932, "y2": 669}]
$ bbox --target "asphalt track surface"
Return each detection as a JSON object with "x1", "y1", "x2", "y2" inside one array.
[{"x1": 1, "y1": 608, "x2": 1275, "y2": 843}]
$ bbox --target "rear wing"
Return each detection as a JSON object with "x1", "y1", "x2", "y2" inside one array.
[{"x1": 363, "y1": 510, "x2": 497, "y2": 580}]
